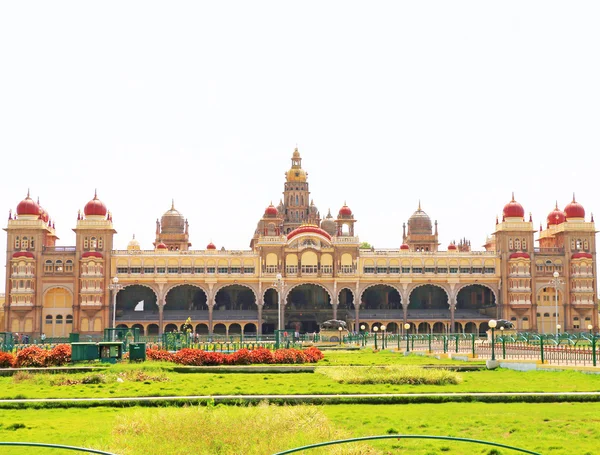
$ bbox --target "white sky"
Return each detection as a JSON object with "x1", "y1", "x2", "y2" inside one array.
[{"x1": 1, "y1": 2, "x2": 599, "y2": 290}]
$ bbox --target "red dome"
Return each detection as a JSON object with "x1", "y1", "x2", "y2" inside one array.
[
  {"x1": 547, "y1": 202, "x2": 566, "y2": 226},
  {"x1": 564, "y1": 195, "x2": 585, "y2": 219},
  {"x1": 572, "y1": 252, "x2": 592, "y2": 259},
  {"x1": 287, "y1": 225, "x2": 332, "y2": 241},
  {"x1": 503, "y1": 193, "x2": 524, "y2": 219},
  {"x1": 400, "y1": 243, "x2": 410, "y2": 250},
  {"x1": 264, "y1": 204, "x2": 278, "y2": 217},
  {"x1": 156, "y1": 242, "x2": 168, "y2": 249},
  {"x1": 509, "y1": 252, "x2": 530, "y2": 259},
  {"x1": 84, "y1": 191, "x2": 107, "y2": 217},
  {"x1": 448, "y1": 243, "x2": 457, "y2": 250},
  {"x1": 13, "y1": 251, "x2": 34, "y2": 259},
  {"x1": 82, "y1": 251, "x2": 103, "y2": 258},
  {"x1": 206, "y1": 242, "x2": 216, "y2": 250},
  {"x1": 16, "y1": 192, "x2": 40, "y2": 216},
  {"x1": 338, "y1": 203, "x2": 352, "y2": 217}
]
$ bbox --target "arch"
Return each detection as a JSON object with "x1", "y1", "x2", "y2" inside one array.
[
  {"x1": 359, "y1": 283, "x2": 402, "y2": 310},
  {"x1": 417, "y1": 322, "x2": 431, "y2": 333},
  {"x1": 131, "y1": 324, "x2": 145, "y2": 336},
  {"x1": 147, "y1": 324, "x2": 159, "y2": 336},
  {"x1": 407, "y1": 284, "x2": 450, "y2": 314},
  {"x1": 432, "y1": 322, "x2": 446, "y2": 333},
  {"x1": 455, "y1": 284, "x2": 497, "y2": 319},
  {"x1": 284, "y1": 282, "x2": 333, "y2": 334},
  {"x1": 164, "y1": 323, "x2": 178, "y2": 333},
  {"x1": 164, "y1": 284, "x2": 208, "y2": 311},
  {"x1": 337, "y1": 288, "x2": 355, "y2": 311},
  {"x1": 455, "y1": 282, "x2": 498, "y2": 304},
  {"x1": 386, "y1": 322, "x2": 399, "y2": 334},
  {"x1": 164, "y1": 282, "x2": 207, "y2": 300},
  {"x1": 213, "y1": 282, "x2": 258, "y2": 305},
  {"x1": 464, "y1": 322, "x2": 478, "y2": 334},
  {"x1": 195, "y1": 323, "x2": 209, "y2": 335},
  {"x1": 116, "y1": 285, "x2": 160, "y2": 324},
  {"x1": 228, "y1": 323, "x2": 242, "y2": 335},
  {"x1": 213, "y1": 323, "x2": 226, "y2": 335},
  {"x1": 42, "y1": 287, "x2": 73, "y2": 337}
]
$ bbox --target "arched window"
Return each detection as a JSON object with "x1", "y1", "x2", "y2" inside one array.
[
  {"x1": 90, "y1": 237, "x2": 97, "y2": 249},
  {"x1": 55, "y1": 260, "x2": 63, "y2": 273},
  {"x1": 22, "y1": 238, "x2": 29, "y2": 249},
  {"x1": 45, "y1": 315, "x2": 53, "y2": 324},
  {"x1": 98, "y1": 237, "x2": 103, "y2": 249},
  {"x1": 66, "y1": 315, "x2": 73, "y2": 324},
  {"x1": 84, "y1": 238, "x2": 89, "y2": 249},
  {"x1": 15, "y1": 236, "x2": 20, "y2": 249},
  {"x1": 56, "y1": 315, "x2": 63, "y2": 324},
  {"x1": 65, "y1": 260, "x2": 74, "y2": 273}
]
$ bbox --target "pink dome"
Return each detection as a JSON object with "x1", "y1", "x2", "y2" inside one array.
[
  {"x1": 84, "y1": 191, "x2": 108, "y2": 217},
  {"x1": 503, "y1": 193, "x2": 525, "y2": 219}
]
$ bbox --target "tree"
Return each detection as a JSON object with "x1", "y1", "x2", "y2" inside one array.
[{"x1": 359, "y1": 242, "x2": 372, "y2": 249}]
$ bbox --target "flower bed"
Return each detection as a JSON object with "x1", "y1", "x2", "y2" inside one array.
[
  {"x1": 147, "y1": 346, "x2": 324, "y2": 366},
  {"x1": 0, "y1": 344, "x2": 73, "y2": 368}
]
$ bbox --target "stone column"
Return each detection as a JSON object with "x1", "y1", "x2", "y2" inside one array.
[
  {"x1": 449, "y1": 296, "x2": 456, "y2": 333},
  {"x1": 257, "y1": 303, "x2": 263, "y2": 336},
  {"x1": 208, "y1": 296, "x2": 214, "y2": 336},
  {"x1": 158, "y1": 298, "x2": 164, "y2": 335}
]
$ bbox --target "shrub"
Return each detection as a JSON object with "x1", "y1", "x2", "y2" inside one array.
[
  {"x1": 228, "y1": 348, "x2": 252, "y2": 365},
  {"x1": 0, "y1": 351, "x2": 15, "y2": 368},
  {"x1": 303, "y1": 347, "x2": 324, "y2": 363},
  {"x1": 47, "y1": 344, "x2": 71, "y2": 366},
  {"x1": 249, "y1": 347, "x2": 274, "y2": 364},
  {"x1": 273, "y1": 349, "x2": 304, "y2": 364},
  {"x1": 146, "y1": 349, "x2": 175, "y2": 363},
  {"x1": 173, "y1": 348, "x2": 206, "y2": 366},
  {"x1": 15, "y1": 346, "x2": 49, "y2": 368}
]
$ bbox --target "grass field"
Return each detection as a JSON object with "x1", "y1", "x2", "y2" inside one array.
[{"x1": 0, "y1": 402, "x2": 598, "y2": 454}]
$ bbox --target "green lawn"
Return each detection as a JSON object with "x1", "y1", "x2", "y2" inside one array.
[
  {"x1": 0, "y1": 403, "x2": 597, "y2": 454},
  {"x1": 1, "y1": 364, "x2": 599, "y2": 400}
]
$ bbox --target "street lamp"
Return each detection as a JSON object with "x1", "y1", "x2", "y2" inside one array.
[
  {"x1": 338, "y1": 326, "x2": 343, "y2": 345},
  {"x1": 274, "y1": 273, "x2": 284, "y2": 332},
  {"x1": 404, "y1": 323, "x2": 410, "y2": 352},
  {"x1": 489, "y1": 319, "x2": 497, "y2": 361},
  {"x1": 550, "y1": 271, "x2": 563, "y2": 336},
  {"x1": 108, "y1": 276, "x2": 123, "y2": 331},
  {"x1": 360, "y1": 324, "x2": 366, "y2": 347},
  {"x1": 588, "y1": 324, "x2": 594, "y2": 335},
  {"x1": 381, "y1": 324, "x2": 386, "y2": 349},
  {"x1": 373, "y1": 325, "x2": 379, "y2": 350}
]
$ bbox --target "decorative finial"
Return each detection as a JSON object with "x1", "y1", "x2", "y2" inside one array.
[
  {"x1": 591, "y1": 213, "x2": 594, "y2": 222},
  {"x1": 539, "y1": 223, "x2": 542, "y2": 232},
  {"x1": 94, "y1": 188, "x2": 98, "y2": 199},
  {"x1": 555, "y1": 200, "x2": 559, "y2": 209},
  {"x1": 418, "y1": 200, "x2": 421, "y2": 211},
  {"x1": 37, "y1": 197, "x2": 40, "y2": 204},
  {"x1": 495, "y1": 215, "x2": 499, "y2": 225},
  {"x1": 27, "y1": 188, "x2": 30, "y2": 198},
  {"x1": 132, "y1": 234, "x2": 136, "y2": 240},
  {"x1": 171, "y1": 199, "x2": 175, "y2": 210},
  {"x1": 511, "y1": 192, "x2": 515, "y2": 201},
  {"x1": 8, "y1": 209, "x2": 12, "y2": 220},
  {"x1": 572, "y1": 192, "x2": 576, "y2": 202},
  {"x1": 529, "y1": 212, "x2": 532, "y2": 222}
]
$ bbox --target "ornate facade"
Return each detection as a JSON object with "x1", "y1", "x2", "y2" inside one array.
[{"x1": 3, "y1": 149, "x2": 598, "y2": 337}]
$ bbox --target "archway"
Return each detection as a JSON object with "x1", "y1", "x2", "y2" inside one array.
[
  {"x1": 386, "y1": 322, "x2": 399, "y2": 334},
  {"x1": 43, "y1": 288, "x2": 73, "y2": 337},
  {"x1": 213, "y1": 323, "x2": 226, "y2": 335},
  {"x1": 417, "y1": 322, "x2": 431, "y2": 333},
  {"x1": 244, "y1": 323, "x2": 257, "y2": 336},
  {"x1": 214, "y1": 285, "x2": 257, "y2": 315},
  {"x1": 195, "y1": 323, "x2": 209, "y2": 335},
  {"x1": 285, "y1": 283, "x2": 332, "y2": 334},
  {"x1": 432, "y1": 322, "x2": 446, "y2": 333},
  {"x1": 116, "y1": 285, "x2": 158, "y2": 325},
  {"x1": 408, "y1": 285, "x2": 449, "y2": 323},
  {"x1": 456, "y1": 284, "x2": 497, "y2": 320},
  {"x1": 164, "y1": 323, "x2": 178, "y2": 333},
  {"x1": 361, "y1": 285, "x2": 402, "y2": 311},
  {"x1": 147, "y1": 324, "x2": 159, "y2": 336},
  {"x1": 262, "y1": 288, "x2": 279, "y2": 334},
  {"x1": 131, "y1": 324, "x2": 145, "y2": 336},
  {"x1": 464, "y1": 322, "x2": 478, "y2": 334},
  {"x1": 536, "y1": 287, "x2": 563, "y2": 333},
  {"x1": 229, "y1": 323, "x2": 242, "y2": 335},
  {"x1": 164, "y1": 285, "x2": 208, "y2": 325}
]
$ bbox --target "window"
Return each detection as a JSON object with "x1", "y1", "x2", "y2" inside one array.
[
  {"x1": 401, "y1": 267, "x2": 411, "y2": 273},
  {"x1": 45, "y1": 315, "x2": 53, "y2": 324},
  {"x1": 244, "y1": 267, "x2": 255, "y2": 274},
  {"x1": 117, "y1": 267, "x2": 128, "y2": 274},
  {"x1": 230, "y1": 267, "x2": 241, "y2": 274},
  {"x1": 459, "y1": 267, "x2": 471, "y2": 274},
  {"x1": 389, "y1": 267, "x2": 400, "y2": 274},
  {"x1": 30, "y1": 239, "x2": 34, "y2": 250},
  {"x1": 84, "y1": 238, "x2": 89, "y2": 249},
  {"x1": 424, "y1": 267, "x2": 435, "y2": 274},
  {"x1": 376, "y1": 267, "x2": 388, "y2": 274},
  {"x1": 55, "y1": 260, "x2": 63, "y2": 272},
  {"x1": 340, "y1": 265, "x2": 353, "y2": 273},
  {"x1": 45, "y1": 260, "x2": 53, "y2": 273},
  {"x1": 217, "y1": 267, "x2": 228, "y2": 274},
  {"x1": 56, "y1": 315, "x2": 63, "y2": 324},
  {"x1": 472, "y1": 267, "x2": 483, "y2": 274},
  {"x1": 449, "y1": 267, "x2": 458, "y2": 274},
  {"x1": 484, "y1": 267, "x2": 495, "y2": 274},
  {"x1": 412, "y1": 267, "x2": 423, "y2": 274},
  {"x1": 194, "y1": 267, "x2": 204, "y2": 274},
  {"x1": 65, "y1": 260, "x2": 73, "y2": 272},
  {"x1": 98, "y1": 237, "x2": 103, "y2": 249},
  {"x1": 320, "y1": 266, "x2": 332, "y2": 274},
  {"x1": 167, "y1": 267, "x2": 179, "y2": 274},
  {"x1": 156, "y1": 267, "x2": 166, "y2": 274},
  {"x1": 90, "y1": 237, "x2": 97, "y2": 249},
  {"x1": 15, "y1": 236, "x2": 20, "y2": 249},
  {"x1": 301, "y1": 265, "x2": 318, "y2": 273},
  {"x1": 22, "y1": 238, "x2": 29, "y2": 249},
  {"x1": 437, "y1": 267, "x2": 448, "y2": 274},
  {"x1": 66, "y1": 315, "x2": 73, "y2": 324},
  {"x1": 522, "y1": 317, "x2": 528, "y2": 321},
  {"x1": 130, "y1": 267, "x2": 141, "y2": 274},
  {"x1": 144, "y1": 267, "x2": 155, "y2": 274},
  {"x1": 181, "y1": 267, "x2": 192, "y2": 274},
  {"x1": 543, "y1": 313, "x2": 550, "y2": 317},
  {"x1": 206, "y1": 267, "x2": 216, "y2": 274}
]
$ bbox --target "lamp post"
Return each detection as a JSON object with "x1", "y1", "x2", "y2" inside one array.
[
  {"x1": 373, "y1": 326, "x2": 379, "y2": 350},
  {"x1": 108, "y1": 276, "x2": 123, "y2": 332},
  {"x1": 360, "y1": 324, "x2": 366, "y2": 347},
  {"x1": 381, "y1": 324, "x2": 386, "y2": 349},
  {"x1": 404, "y1": 323, "x2": 410, "y2": 353},
  {"x1": 500, "y1": 326, "x2": 506, "y2": 359},
  {"x1": 489, "y1": 319, "x2": 497, "y2": 361},
  {"x1": 274, "y1": 273, "x2": 284, "y2": 332},
  {"x1": 338, "y1": 326, "x2": 343, "y2": 345},
  {"x1": 550, "y1": 271, "x2": 563, "y2": 336},
  {"x1": 588, "y1": 324, "x2": 597, "y2": 367},
  {"x1": 588, "y1": 323, "x2": 593, "y2": 335}
]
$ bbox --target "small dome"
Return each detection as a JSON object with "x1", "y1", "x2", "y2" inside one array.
[
  {"x1": 16, "y1": 192, "x2": 40, "y2": 217},
  {"x1": 408, "y1": 202, "x2": 432, "y2": 235},
  {"x1": 292, "y1": 147, "x2": 300, "y2": 159},
  {"x1": 127, "y1": 235, "x2": 140, "y2": 251},
  {"x1": 309, "y1": 200, "x2": 319, "y2": 214},
  {"x1": 320, "y1": 209, "x2": 336, "y2": 236},
  {"x1": 448, "y1": 243, "x2": 457, "y2": 250},
  {"x1": 503, "y1": 193, "x2": 524, "y2": 219},
  {"x1": 161, "y1": 200, "x2": 185, "y2": 234},
  {"x1": 264, "y1": 203, "x2": 278, "y2": 217},
  {"x1": 156, "y1": 242, "x2": 168, "y2": 250},
  {"x1": 547, "y1": 202, "x2": 566, "y2": 226},
  {"x1": 338, "y1": 203, "x2": 352, "y2": 217},
  {"x1": 286, "y1": 167, "x2": 307, "y2": 182},
  {"x1": 84, "y1": 191, "x2": 108, "y2": 217},
  {"x1": 400, "y1": 243, "x2": 410, "y2": 250},
  {"x1": 206, "y1": 242, "x2": 216, "y2": 250},
  {"x1": 37, "y1": 198, "x2": 49, "y2": 223},
  {"x1": 564, "y1": 195, "x2": 585, "y2": 219}
]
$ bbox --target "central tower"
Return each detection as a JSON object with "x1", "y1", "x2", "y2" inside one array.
[{"x1": 281, "y1": 148, "x2": 320, "y2": 233}]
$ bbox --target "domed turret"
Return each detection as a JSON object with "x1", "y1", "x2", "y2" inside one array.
[
  {"x1": 547, "y1": 201, "x2": 566, "y2": 226},
  {"x1": 338, "y1": 202, "x2": 352, "y2": 218},
  {"x1": 448, "y1": 242, "x2": 457, "y2": 251},
  {"x1": 84, "y1": 190, "x2": 108, "y2": 217},
  {"x1": 156, "y1": 241, "x2": 168, "y2": 250},
  {"x1": 564, "y1": 194, "x2": 585, "y2": 220},
  {"x1": 400, "y1": 243, "x2": 410, "y2": 251},
  {"x1": 320, "y1": 209, "x2": 336, "y2": 236},
  {"x1": 16, "y1": 191, "x2": 40, "y2": 217},
  {"x1": 206, "y1": 241, "x2": 216, "y2": 250},
  {"x1": 264, "y1": 202, "x2": 278, "y2": 217},
  {"x1": 127, "y1": 234, "x2": 140, "y2": 251},
  {"x1": 161, "y1": 200, "x2": 185, "y2": 234},
  {"x1": 502, "y1": 193, "x2": 524, "y2": 219},
  {"x1": 37, "y1": 198, "x2": 49, "y2": 223},
  {"x1": 407, "y1": 202, "x2": 432, "y2": 235},
  {"x1": 286, "y1": 147, "x2": 307, "y2": 182}
]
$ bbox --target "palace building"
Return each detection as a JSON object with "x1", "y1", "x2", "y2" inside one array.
[{"x1": 3, "y1": 149, "x2": 598, "y2": 337}]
